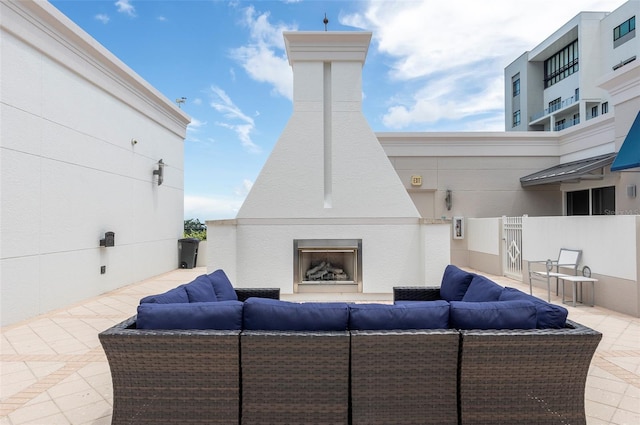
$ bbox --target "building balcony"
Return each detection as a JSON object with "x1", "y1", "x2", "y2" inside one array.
[{"x1": 529, "y1": 95, "x2": 579, "y2": 125}]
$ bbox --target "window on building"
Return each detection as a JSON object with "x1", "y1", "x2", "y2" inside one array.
[
  {"x1": 549, "y1": 97, "x2": 562, "y2": 112},
  {"x1": 575, "y1": 88, "x2": 579, "y2": 101},
  {"x1": 591, "y1": 106, "x2": 599, "y2": 118},
  {"x1": 566, "y1": 187, "x2": 616, "y2": 215},
  {"x1": 555, "y1": 119, "x2": 566, "y2": 131},
  {"x1": 614, "y1": 16, "x2": 636, "y2": 41},
  {"x1": 513, "y1": 110, "x2": 521, "y2": 127},
  {"x1": 573, "y1": 113, "x2": 580, "y2": 126},
  {"x1": 602, "y1": 102, "x2": 609, "y2": 114},
  {"x1": 567, "y1": 190, "x2": 590, "y2": 215},
  {"x1": 544, "y1": 39, "x2": 579, "y2": 88},
  {"x1": 592, "y1": 186, "x2": 616, "y2": 215},
  {"x1": 512, "y1": 77, "x2": 520, "y2": 97}
]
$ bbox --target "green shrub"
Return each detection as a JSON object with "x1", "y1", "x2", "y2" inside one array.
[{"x1": 184, "y1": 219, "x2": 207, "y2": 240}]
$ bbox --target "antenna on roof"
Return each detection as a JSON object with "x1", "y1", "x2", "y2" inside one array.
[{"x1": 323, "y1": 13, "x2": 329, "y2": 31}]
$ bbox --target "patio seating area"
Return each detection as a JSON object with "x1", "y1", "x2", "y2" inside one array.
[{"x1": 1, "y1": 267, "x2": 639, "y2": 424}]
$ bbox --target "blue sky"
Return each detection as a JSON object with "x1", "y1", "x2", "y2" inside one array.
[{"x1": 50, "y1": 0, "x2": 628, "y2": 222}]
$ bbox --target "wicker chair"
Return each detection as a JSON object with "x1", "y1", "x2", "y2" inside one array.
[
  {"x1": 394, "y1": 286, "x2": 602, "y2": 425},
  {"x1": 99, "y1": 287, "x2": 279, "y2": 425},
  {"x1": 459, "y1": 320, "x2": 601, "y2": 425},
  {"x1": 350, "y1": 329, "x2": 460, "y2": 425},
  {"x1": 100, "y1": 316, "x2": 241, "y2": 424}
]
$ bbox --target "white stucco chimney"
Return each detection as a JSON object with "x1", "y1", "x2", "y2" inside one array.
[
  {"x1": 208, "y1": 31, "x2": 450, "y2": 295},
  {"x1": 237, "y1": 31, "x2": 419, "y2": 219}
]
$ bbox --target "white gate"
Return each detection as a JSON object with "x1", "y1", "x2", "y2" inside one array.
[{"x1": 502, "y1": 216, "x2": 523, "y2": 280}]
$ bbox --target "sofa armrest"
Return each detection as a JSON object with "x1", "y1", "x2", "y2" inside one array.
[
  {"x1": 235, "y1": 287, "x2": 280, "y2": 302},
  {"x1": 393, "y1": 286, "x2": 442, "y2": 302}
]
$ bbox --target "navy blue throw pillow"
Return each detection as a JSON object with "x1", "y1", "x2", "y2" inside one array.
[
  {"x1": 499, "y1": 287, "x2": 568, "y2": 329},
  {"x1": 184, "y1": 275, "x2": 218, "y2": 303},
  {"x1": 207, "y1": 269, "x2": 238, "y2": 301},
  {"x1": 139, "y1": 285, "x2": 189, "y2": 304},
  {"x1": 243, "y1": 298, "x2": 349, "y2": 331},
  {"x1": 439, "y1": 265, "x2": 474, "y2": 301},
  {"x1": 349, "y1": 301, "x2": 450, "y2": 330},
  {"x1": 462, "y1": 275, "x2": 504, "y2": 302}
]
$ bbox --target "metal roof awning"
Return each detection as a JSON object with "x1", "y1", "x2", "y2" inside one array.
[
  {"x1": 611, "y1": 111, "x2": 640, "y2": 171},
  {"x1": 520, "y1": 153, "x2": 616, "y2": 187}
]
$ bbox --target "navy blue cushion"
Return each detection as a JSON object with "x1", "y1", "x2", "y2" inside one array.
[
  {"x1": 450, "y1": 300, "x2": 537, "y2": 330},
  {"x1": 207, "y1": 269, "x2": 238, "y2": 301},
  {"x1": 439, "y1": 265, "x2": 474, "y2": 301},
  {"x1": 499, "y1": 287, "x2": 568, "y2": 329},
  {"x1": 184, "y1": 275, "x2": 218, "y2": 303},
  {"x1": 462, "y1": 275, "x2": 504, "y2": 302},
  {"x1": 243, "y1": 298, "x2": 349, "y2": 331},
  {"x1": 136, "y1": 301, "x2": 243, "y2": 330},
  {"x1": 349, "y1": 301, "x2": 450, "y2": 330},
  {"x1": 139, "y1": 285, "x2": 188, "y2": 304}
]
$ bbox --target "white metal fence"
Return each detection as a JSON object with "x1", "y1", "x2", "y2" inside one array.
[{"x1": 502, "y1": 216, "x2": 524, "y2": 280}]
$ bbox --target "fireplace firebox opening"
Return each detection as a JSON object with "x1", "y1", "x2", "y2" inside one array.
[{"x1": 293, "y1": 239, "x2": 362, "y2": 293}]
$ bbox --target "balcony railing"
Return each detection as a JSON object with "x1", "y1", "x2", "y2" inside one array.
[
  {"x1": 554, "y1": 116, "x2": 580, "y2": 131},
  {"x1": 529, "y1": 95, "x2": 578, "y2": 123}
]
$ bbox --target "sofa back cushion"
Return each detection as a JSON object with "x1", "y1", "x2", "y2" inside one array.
[
  {"x1": 440, "y1": 265, "x2": 474, "y2": 301},
  {"x1": 462, "y1": 275, "x2": 504, "y2": 302},
  {"x1": 349, "y1": 301, "x2": 450, "y2": 330},
  {"x1": 184, "y1": 275, "x2": 218, "y2": 303},
  {"x1": 450, "y1": 300, "x2": 537, "y2": 330},
  {"x1": 207, "y1": 269, "x2": 238, "y2": 301},
  {"x1": 243, "y1": 298, "x2": 349, "y2": 331},
  {"x1": 139, "y1": 285, "x2": 189, "y2": 304},
  {"x1": 499, "y1": 287, "x2": 568, "y2": 329},
  {"x1": 136, "y1": 301, "x2": 243, "y2": 330}
]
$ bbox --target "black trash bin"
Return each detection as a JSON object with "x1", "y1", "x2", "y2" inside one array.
[{"x1": 178, "y1": 238, "x2": 200, "y2": 269}]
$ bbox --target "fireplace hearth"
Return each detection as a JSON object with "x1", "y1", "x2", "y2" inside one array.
[{"x1": 294, "y1": 239, "x2": 362, "y2": 293}]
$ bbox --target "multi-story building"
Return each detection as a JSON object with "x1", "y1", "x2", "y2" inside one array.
[{"x1": 506, "y1": 2, "x2": 637, "y2": 132}]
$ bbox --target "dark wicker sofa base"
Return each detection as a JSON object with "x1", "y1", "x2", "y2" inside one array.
[{"x1": 99, "y1": 286, "x2": 601, "y2": 425}]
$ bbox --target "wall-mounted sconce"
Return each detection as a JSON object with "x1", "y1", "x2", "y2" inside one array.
[
  {"x1": 445, "y1": 189, "x2": 452, "y2": 211},
  {"x1": 100, "y1": 231, "x2": 115, "y2": 247},
  {"x1": 627, "y1": 184, "x2": 637, "y2": 198},
  {"x1": 153, "y1": 159, "x2": 164, "y2": 186}
]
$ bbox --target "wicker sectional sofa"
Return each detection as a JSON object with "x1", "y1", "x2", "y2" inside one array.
[{"x1": 99, "y1": 267, "x2": 602, "y2": 425}]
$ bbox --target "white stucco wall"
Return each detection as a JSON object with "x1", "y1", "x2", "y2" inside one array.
[
  {"x1": 0, "y1": 1, "x2": 190, "y2": 325},
  {"x1": 522, "y1": 215, "x2": 638, "y2": 281},
  {"x1": 208, "y1": 219, "x2": 450, "y2": 293}
]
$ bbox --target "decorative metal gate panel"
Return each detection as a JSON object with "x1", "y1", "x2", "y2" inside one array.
[{"x1": 502, "y1": 216, "x2": 523, "y2": 280}]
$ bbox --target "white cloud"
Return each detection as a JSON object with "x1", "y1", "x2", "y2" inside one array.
[
  {"x1": 157, "y1": 16, "x2": 167, "y2": 22},
  {"x1": 341, "y1": 0, "x2": 628, "y2": 130},
  {"x1": 95, "y1": 14, "x2": 110, "y2": 24},
  {"x1": 229, "y1": 5, "x2": 295, "y2": 100},
  {"x1": 187, "y1": 117, "x2": 207, "y2": 132},
  {"x1": 115, "y1": 0, "x2": 136, "y2": 17},
  {"x1": 208, "y1": 86, "x2": 261, "y2": 153},
  {"x1": 184, "y1": 195, "x2": 243, "y2": 221}
]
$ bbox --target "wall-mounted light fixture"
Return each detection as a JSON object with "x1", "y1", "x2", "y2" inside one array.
[
  {"x1": 445, "y1": 189, "x2": 452, "y2": 211},
  {"x1": 100, "y1": 231, "x2": 115, "y2": 247},
  {"x1": 153, "y1": 159, "x2": 164, "y2": 186},
  {"x1": 627, "y1": 184, "x2": 637, "y2": 198}
]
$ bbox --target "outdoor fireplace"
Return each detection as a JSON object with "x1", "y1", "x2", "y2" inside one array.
[{"x1": 293, "y1": 239, "x2": 362, "y2": 293}]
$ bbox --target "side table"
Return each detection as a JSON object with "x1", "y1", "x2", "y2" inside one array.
[{"x1": 558, "y1": 275, "x2": 598, "y2": 307}]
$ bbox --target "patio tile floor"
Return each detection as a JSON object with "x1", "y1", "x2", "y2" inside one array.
[{"x1": 1, "y1": 267, "x2": 639, "y2": 424}]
